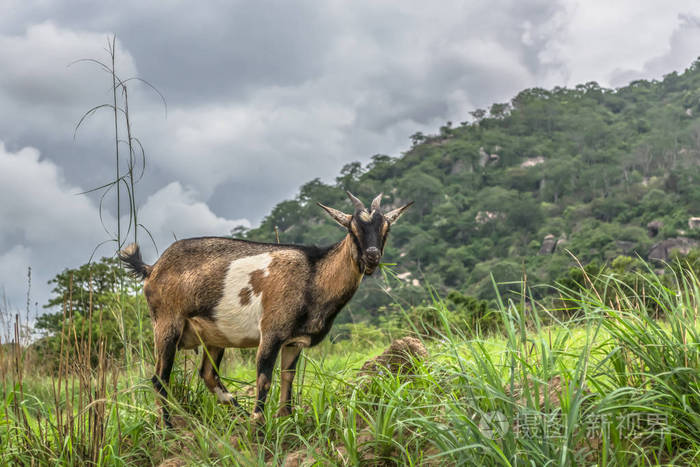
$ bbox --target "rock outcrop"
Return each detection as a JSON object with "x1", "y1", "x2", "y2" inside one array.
[
  {"x1": 647, "y1": 220, "x2": 663, "y2": 238},
  {"x1": 520, "y1": 156, "x2": 545, "y2": 168},
  {"x1": 615, "y1": 240, "x2": 637, "y2": 255},
  {"x1": 475, "y1": 211, "x2": 504, "y2": 224},
  {"x1": 479, "y1": 147, "x2": 500, "y2": 166},
  {"x1": 648, "y1": 237, "x2": 699, "y2": 261},
  {"x1": 538, "y1": 234, "x2": 558, "y2": 255},
  {"x1": 538, "y1": 234, "x2": 570, "y2": 255}
]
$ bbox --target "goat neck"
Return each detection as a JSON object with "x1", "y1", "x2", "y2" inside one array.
[{"x1": 314, "y1": 233, "x2": 364, "y2": 302}]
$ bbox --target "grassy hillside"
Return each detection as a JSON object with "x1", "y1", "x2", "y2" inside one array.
[
  {"x1": 3, "y1": 268, "x2": 700, "y2": 465},
  {"x1": 245, "y1": 59, "x2": 700, "y2": 321},
  {"x1": 6, "y1": 60, "x2": 700, "y2": 466}
]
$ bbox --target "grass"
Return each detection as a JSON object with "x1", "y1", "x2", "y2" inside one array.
[{"x1": 2, "y1": 266, "x2": 700, "y2": 466}]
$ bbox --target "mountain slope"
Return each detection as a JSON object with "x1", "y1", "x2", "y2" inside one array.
[{"x1": 245, "y1": 60, "x2": 700, "y2": 320}]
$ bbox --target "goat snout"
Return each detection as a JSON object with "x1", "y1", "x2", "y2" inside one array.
[{"x1": 366, "y1": 247, "x2": 381, "y2": 264}]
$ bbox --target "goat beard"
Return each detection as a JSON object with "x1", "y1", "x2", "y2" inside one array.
[{"x1": 363, "y1": 261, "x2": 378, "y2": 276}]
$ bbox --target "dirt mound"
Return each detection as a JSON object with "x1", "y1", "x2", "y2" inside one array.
[
  {"x1": 158, "y1": 457, "x2": 187, "y2": 467},
  {"x1": 283, "y1": 449, "x2": 318, "y2": 467},
  {"x1": 506, "y1": 374, "x2": 589, "y2": 409},
  {"x1": 360, "y1": 336, "x2": 428, "y2": 376}
]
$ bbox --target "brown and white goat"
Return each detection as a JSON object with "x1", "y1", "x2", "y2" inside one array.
[{"x1": 119, "y1": 191, "x2": 412, "y2": 426}]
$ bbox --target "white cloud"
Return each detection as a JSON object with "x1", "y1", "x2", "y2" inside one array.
[
  {"x1": 0, "y1": 143, "x2": 108, "y2": 246},
  {"x1": 0, "y1": 245, "x2": 32, "y2": 306},
  {"x1": 0, "y1": 142, "x2": 249, "y2": 313},
  {"x1": 539, "y1": 1, "x2": 700, "y2": 87},
  {"x1": 135, "y1": 181, "x2": 250, "y2": 259},
  {"x1": 138, "y1": 1, "x2": 563, "y2": 204},
  {"x1": 2, "y1": 1, "x2": 700, "y2": 317},
  {"x1": 609, "y1": 13, "x2": 700, "y2": 87},
  {"x1": 0, "y1": 22, "x2": 137, "y2": 141},
  {"x1": 143, "y1": 94, "x2": 356, "y2": 200},
  {"x1": 0, "y1": 142, "x2": 110, "y2": 311}
]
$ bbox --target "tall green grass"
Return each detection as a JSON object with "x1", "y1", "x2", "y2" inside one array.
[{"x1": 2, "y1": 265, "x2": 700, "y2": 465}]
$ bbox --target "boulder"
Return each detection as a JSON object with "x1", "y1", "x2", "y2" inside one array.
[
  {"x1": 520, "y1": 156, "x2": 545, "y2": 168},
  {"x1": 647, "y1": 220, "x2": 663, "y2": 238},
  {"x1": 648, "y1": 237, "x2": 699, "y2": 261},
  {"x1": 478, "y1": 146, "x2": 500, "y2": 166},
  {"x1": 538, "y1": 234, "x2": 557, "y2": 255},
  {"x1": 479, "y1": 146, "x2": 489, "y2": 166},
  {"x1": 475, "y1": 211, "x2": 504, "y2": 224},
  {"x1": 689, "y1": 217, "x2": 700, "y2": 230},
  {"x1": 615, "y1": 240, "x2": 637, "y2": 255},
  {"x1": 396, "y1": 271, "x2": 412, "y2": 281}
]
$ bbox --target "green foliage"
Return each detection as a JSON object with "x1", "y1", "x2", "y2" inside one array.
[
  {"x1": 16, "y1": 42, "x2": 700, "y2": 467},
  {"x1": 40, "y1": 257, "x2": 136, "y2": 322},
  {"x1": 33, "y1": 257, "x2": 151, "y2": 372},
  {"x1": 244, "y1": 59, "x2": 700, "y2": 319},
  {"x1": 5, "y1": 266, "x2": 700, "y2": 464},
  {"x1": 554, "y1": 252, "x2": 700, "y2": 318},
  {"x1": 382, "y1": 290, "x2": 498, "y2": 337},
  {"x1": 32, "y1": 292, "x2": 152, "y2": 372}
]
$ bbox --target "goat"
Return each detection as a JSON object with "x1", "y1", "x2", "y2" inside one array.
[{"x1": 118, "y1": 191, "x2": 412, "y2": 426}]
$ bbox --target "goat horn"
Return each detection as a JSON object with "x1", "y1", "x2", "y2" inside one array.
[
  {"x1": 346, "y1": 191, "x2": 366, "y2": 212},
  {"x1": 370, "y1": 193, "x2": 383, "y2": 212}
]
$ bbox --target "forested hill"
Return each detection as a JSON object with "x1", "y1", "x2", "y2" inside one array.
[{"x1": 244, "y1": 59, "x2": 700, "y2": 319}]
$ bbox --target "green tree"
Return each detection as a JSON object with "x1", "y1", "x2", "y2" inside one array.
[
  {"x1": 39, "y1": 257, "x2": 135, "y2": 330},
  {"x1": 34, "y1": 257, "x2": 151, "y2": 372}
]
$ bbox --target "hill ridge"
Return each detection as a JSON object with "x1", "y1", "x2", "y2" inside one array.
[{"x1": 245, "y1": 59, "x2": 700, "y2": 319}]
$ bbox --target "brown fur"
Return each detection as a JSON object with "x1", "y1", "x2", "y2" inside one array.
[
  {"x1": 129, "y1": 236, "x2": 362, "y2": 425},
  {"x1": 238, "y1": 287, "x2": 252, "y2": 306},
  {"x1": 277, "y1": 345, "x2": 303, "y2": 417},
  {"x1": 120, "y1": 192, "x2": 413, "y2": 427},
  {"x1": 315, "y1": 236, "x2": 362, "y2": 305}
]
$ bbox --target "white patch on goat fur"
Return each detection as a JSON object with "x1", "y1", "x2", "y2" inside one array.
[
  {"x1": 214, "y1": 387, "x2": 235, "y2": 403},
  {"x1": 213, "y1": 253, "x2": 273, "y2": 347}
]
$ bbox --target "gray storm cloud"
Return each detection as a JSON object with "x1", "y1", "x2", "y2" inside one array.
[{"x1": 1, "y1": 0, "x2": 700, "y2": 313}]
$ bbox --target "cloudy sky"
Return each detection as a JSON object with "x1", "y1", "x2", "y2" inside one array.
[{"x1": 2, "y1": 0, "x2": 700, "y2": 316}]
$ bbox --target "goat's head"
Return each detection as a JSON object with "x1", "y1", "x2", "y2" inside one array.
[{"x1": 318, "y1": 191, "x2": 413, "y2": 275}]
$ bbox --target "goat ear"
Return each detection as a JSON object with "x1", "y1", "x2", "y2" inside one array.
[
  {"x1": 317, "y1": 202, "x2": 352, "y2": 228},
  {"x1": 384, "y1": 201, "x2": 414, "y2": 224}
]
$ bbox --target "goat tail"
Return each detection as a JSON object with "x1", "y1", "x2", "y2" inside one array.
[{"x1": 118, "y1": 243, "x2": 152, "y2": 280}]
